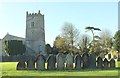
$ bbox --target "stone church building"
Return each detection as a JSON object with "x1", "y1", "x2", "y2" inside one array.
[
  {"x1": 0, "y1": 33, "x2": 24, "y2": 56},
  {"x1": 0, "y1": 10, "x2": 46, "y2": 57}
]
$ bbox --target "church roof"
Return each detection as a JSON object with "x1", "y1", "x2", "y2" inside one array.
[{"x1": 2, "y1": 33, "x2": 24, "y2": 41}]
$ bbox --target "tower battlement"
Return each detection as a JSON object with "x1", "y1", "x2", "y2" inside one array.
[{"x1": 26, "y1": 10, "x2": 44, "y2": 17}]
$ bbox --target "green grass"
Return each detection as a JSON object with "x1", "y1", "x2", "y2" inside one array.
[{"x1": 0, "y1": 62, "x2": 120, "y2": 76}]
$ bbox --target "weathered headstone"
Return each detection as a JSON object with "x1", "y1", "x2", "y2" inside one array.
[
  {"x1": 26, "y1": 57, "x2": 35, "y2": 70},
  {"x1": 108, "y1": 54, "x2": 111, "y2": 59},
  {"x1": 74, "y1": 54, "x2": 82, "y2": 69},
  {"x1": 16, "y1": 59, "x2": 26, "y2": 70},
  {"x1": 89, "y1": 53, "x2": 96, "y2": 68},
  {"x1": 82, "y1": 53, "x2": 89, "y2": 68},
  {"x1": 65, "y1": 53, "x2": 74, "y2": 69},
  {"x1": 56, "y1": 53, "x2": 65, "y2": 70},
  {"x1": 118, "y1": 53, "x2": 120, "y2": 61},
  {"x1": 109, "y1": 59, "x2": 115, "y2": 68},
  {"x1": 36, "y1": 55, "x2": 45, "y2": 70},
  {"x1": 47, "y1": 54, "x2": 56, "y2": 70},
  {"x1": 103, "y1": 58, "x2": 109, "y2": 68},
  {"x1": 96, "y1": 57, "x2": 103, "y2": 68},
  {"x1": 100, "y1": 53, "x2": 105, "y2": 59}
]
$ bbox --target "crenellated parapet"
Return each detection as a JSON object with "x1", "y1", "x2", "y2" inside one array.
[{"x1": 26, "y1": 10, "x2": 44, "y2": 17}]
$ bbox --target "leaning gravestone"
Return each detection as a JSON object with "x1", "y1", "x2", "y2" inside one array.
[
  {"x1": 109, "y1": 59, "x2": 115, "y2": 68},
  {"x1": 56, "y1": 53, "x2": 65, "y2": 70},
  {"x1": 65, "y1": 53, "x2": 74, "y2": 69},
  {"x1": 89, "y1": 53, "x2": 96, "y2": 68},
  {"x1": 82, "y1": 53, "x2": 89, "y2": 68},
  {"x1": 103, "y1": 58, "x2": 109, "y2": 68},
  {"x1": 74, "y1": 54, "x2": 82, "y2": 69},
  {"x1": 26, "y1": 57, "x2": 35, "y2": 70},
  {"x1": 36, "y1": 55, "x2": 45, "y2": 70},
  {"x1": 96, "y1": 56, "x2": 103, "y2": 68},
  {"x1": 47, "y1": 54, "x2": 56, "y2": 70},
  {"x1": 16, "y1": 59, "x2": 26, "y2": 70}
]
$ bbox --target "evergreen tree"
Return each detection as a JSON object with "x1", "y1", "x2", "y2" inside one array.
[{"x1": 113, "y1": 30, "x2": 120, "y2": 52}]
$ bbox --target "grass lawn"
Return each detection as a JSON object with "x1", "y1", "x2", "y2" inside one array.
[{"x1": 0, "y1": 62, "x2": 120, "y2": 76}]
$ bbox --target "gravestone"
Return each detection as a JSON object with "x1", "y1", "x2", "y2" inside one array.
[
  {"x1": 56, "y1": 53, "x2": 65, "y2": 70},
  {"x1": 110, "y1": 59, "x2": 115, "y2": 68},
  {"x1": 103, "y1": 58, "x2": 109, "y2": 68},
  {"x1": 36, "y1": 55, "x2": 45, "y2": 70},
  {"x1": 118, "y1": 53, "x2": 120, "y2": 61},
  {"x1": 108, "y1": 54, "x2": 111, "y2": 59},
  {"x1": 65, "y1": 53, "x2": 74, "y2": 69},
  {"x1": 89, "y1": 53, "x2": 96, "y2": 68},
  {"x1": 82, "y1": 53, "x2": 89, "y2": 68},
  {"x1": 47, "y1": 54, "x2": 56, "y2": 70},
  {"x1": 26, "y1": 57, "x2": 35, "y2": 70},
  {"x1": 16, "y1": 59, "x2": 26, "y2": 70},
  {"x1": 96, "y1": 57, "x2": 103, "y2": 68},
  {"x1": 74, "y1": 54, "x2": 82, "y2": 69}
]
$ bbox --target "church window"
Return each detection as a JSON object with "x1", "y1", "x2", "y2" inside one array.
[{"x1": 31, "y1": 22, "x2": 34, "y2": 28}]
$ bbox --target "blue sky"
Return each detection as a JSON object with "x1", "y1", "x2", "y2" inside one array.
[{"x1": 0, "y1": 2, "x2": 118, "y2": 46}]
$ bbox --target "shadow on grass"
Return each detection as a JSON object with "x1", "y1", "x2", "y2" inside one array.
[{"x1": 16, "y1": 67, "x2": 120, "y2": 72}]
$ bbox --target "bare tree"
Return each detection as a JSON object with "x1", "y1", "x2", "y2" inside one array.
[
  {"x1": 99, "y1": 29, "x2": 113, "y2": 51},
  {"x1": 78, "y1": 34, "x2": 91, "y2": 53},
  {"x1": 61, "y1": 22, "x2": 80, "y2": 52}
]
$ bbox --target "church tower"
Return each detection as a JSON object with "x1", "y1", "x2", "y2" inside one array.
[{"x1": 25, "y1": 10, "x2": 46, "y2": 56}]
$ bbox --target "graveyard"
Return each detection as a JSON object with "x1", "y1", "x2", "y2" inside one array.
[
  {"x1": 1, "y1": 62, "x2": 120, "y2": 76},
  {"x1": 1, "y1": 9, "x2": 120, "y2": 77},
  {"x1": 1, "y1": 53, "x2": 120, "y2": 76}
]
